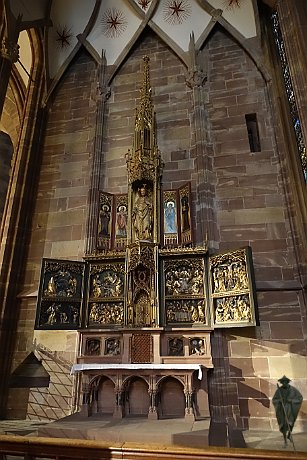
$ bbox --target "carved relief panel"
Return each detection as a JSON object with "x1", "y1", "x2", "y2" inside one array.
[
  {"x1": 209, "y1": 247, "x2": 257, "y2": 327},
  {"x1": 87, "y1": 262, "x2": 125, "y2": 328},
  {"x1": 161, "y1": 255, "x2": 209, "y2": 327},
  {"x1": 35, "y1": 259, "x2": 85, "y2": 329}
]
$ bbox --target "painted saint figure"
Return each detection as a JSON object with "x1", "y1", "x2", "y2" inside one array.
[
  {"x1": 164, "y1": 201, "x2": 177, "y2": 234},
  {"x1": 132, "y1": 184, "x2": 153, "y2": 241},
  {"x1": 116, "y1": 205, "x2": 127, "y2": 237},
  {"x1": 181, "y1": 195, "x2": 190, "y2": 232},
  {"x1": 272, "y1": 375, "x2": 303, "y2": 446},
  {"x1": 99, "y1": 204, "x2": 110, "y2": 236}
]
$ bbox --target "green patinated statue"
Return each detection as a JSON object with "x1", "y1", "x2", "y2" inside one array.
[{"x1": 272, "y1": 376, "x2": 303, "y2": 447}]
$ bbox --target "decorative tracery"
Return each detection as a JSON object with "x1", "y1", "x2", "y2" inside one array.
[{"x1": 272, "y1": 11, "x2": 307, "y2": 181}]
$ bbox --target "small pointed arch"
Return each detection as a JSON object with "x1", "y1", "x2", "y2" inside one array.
[
  {"x1": 89, "y1": 374, "x2": 116, "y2": 387},
  {"x1": 194, "y1": 2, "x2": 271, "y2": 83},
  {"x1": 122, "y1": 374, "x2": 149, "y2": 389},
  {"x1": 158, "y1": 376, "x2": 185, "y2": 419},
  {"x1": 94, "y1": 375, "x2": 116, "y2": 414},
  {"x1": 123, "y1": 375, "x2": 150, "y2": 417},
  {"x1": 106, "y1": 24, "x2": 189, "y2": 87},
  {"x1": 44, "y1": 0, "x2": 100, "y2": 103},
  {"x1": 156, "y1": 374, "x2": 185, "y2": 388}
]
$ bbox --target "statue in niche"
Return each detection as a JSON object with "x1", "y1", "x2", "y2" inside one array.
[
  {"x1": 85, "y1": 339, "x2": 101, "y2": 355},
  {"x1": 135, "y1": 291, "x2": 150, "y2": 326},
  {"x1": 168, "y1": 338, "x2": 184, "y2": 356},
  {"x1": 132, "y1": 184, "x2": 153, "y2": 241},
  {"x1": 190, "y1": 338, "x2": 206, "y2": 356},
  {"x1": 105, "y1": 338, "x2": 120, "y2": 356}
]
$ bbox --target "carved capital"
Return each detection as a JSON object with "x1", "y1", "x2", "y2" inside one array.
[
  {"x1": 186, "y1": 69, "x2": 207, "y2": 89},
  {"x1": 1, "y1": 39, "x2": 19, "y2": 63},
  {"x1": 97, "y1": 83, "x2": 111, "y2": 101}
]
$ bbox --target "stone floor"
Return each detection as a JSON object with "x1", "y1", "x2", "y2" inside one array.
[{"x1": 0, "y1": 416, "x2": 306, "y2": 454}]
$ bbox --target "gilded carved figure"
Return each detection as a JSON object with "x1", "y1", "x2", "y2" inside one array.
[
  {"x1": 44, "y1": 270, "x2": 77, "y2": 297},
  {"x1": 166, "y1": 299, "x2": 205, "y2": 324},
  {"x1": 91, "y1": 271, "x2": 123, "y2": 298},
  {"x1": 132, "y1": 184, "x2": 153, "y2": 241},
  {"x1": 215, "y1": 295, "x2": 251, "y2": 323},
  {"x1": 212, "y1": 261, "x2": 248, "y2": 294},
  {"x1": 88, "y1": 302, "x2": 123, "y2": 325},
  {"x1": 165, "y1": 260, "x2": 204, "y2": 298}
]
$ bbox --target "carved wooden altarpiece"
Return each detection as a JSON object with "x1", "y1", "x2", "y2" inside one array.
[{"x1": 35, "y1": 56, "x2": 258, "y2": 421}]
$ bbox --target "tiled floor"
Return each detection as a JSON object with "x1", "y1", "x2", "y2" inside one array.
[{"x1": 0, "y1": 417, "x2": 306, "y2": 453}]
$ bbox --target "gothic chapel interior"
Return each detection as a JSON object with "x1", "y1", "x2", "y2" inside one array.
[{"x1": 0, "y1": 0, "x2": 306, "y2": 437}]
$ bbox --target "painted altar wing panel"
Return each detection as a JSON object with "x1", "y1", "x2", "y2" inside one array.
[
  {"x1": 113, "y1": 194, "x2": 128, "y2": 250},
  {"x1": 97, "y1": 191, "x2": 113, "y2": 250},
  {"x1": 208, "y1": 246, "x2": 258, "y2": 328},
  {"x1": 35, "y1": 258, "x2": 86, "y2": 330},
  {"x1": 179, "y1": 182, "x2": 193, "y2": 246},
  {"x1": 162, "y1": 189, "x2": 179, "y2": 246}
]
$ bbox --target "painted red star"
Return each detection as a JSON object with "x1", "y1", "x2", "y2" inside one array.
[
  {"x1": 102, "y1": 8, "x2": 127, "y2": 38},
  {"x1": 55, "y1": 25, "x2": 72, "y2": 49},
  {"x1": 138, "y1": 0, "x2": 151, "y2": 10},
  {"x1": 163, "y1": 0, "x2": 191, "y2": 25},
  {"x1": 169, "y1": 1, "x2": 184, "y2": 18}
]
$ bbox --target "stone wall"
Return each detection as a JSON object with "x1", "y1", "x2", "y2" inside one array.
[
  {"x1": 204, "y1": 27, "x2": 306, "y2": 430},
  {"x1": 8, "y1": 49, "x2": 97, "y2": 418}
]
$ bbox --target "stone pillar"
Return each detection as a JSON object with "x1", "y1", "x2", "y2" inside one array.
[
  {"x1": 208, "y1": 330, "x2": 239, "y2": 425},
  {"x1": 184, "y1": 390, "x2": 195, "y2": 421},
  {"x1": 0, "y1": 38, "x2": 19, "y2": 117},
  {"x1": 0, "y1": 131, "x2": 13, "y2": 221},
  {"x1": 272, "y1": 1, "x2": 307, "y2": 288},
  {"x1": 80, "y1": 383, "x2": 90, "y2": 416},
  {"x1": 113, "y1": 389, "x2": 124, "y2": 419},
  {"x1": 0, "y1": 28, "x2": 45, "y2": 418},
  {"x1": 91, "y1": 380, "x2": 99, "y2": 414},
  {"x1": 148, "y1": 389, "x2": 158, "y2": 420},
  {"x1": 186, "y1": 33, "x2": 217, "y2": 247},
  {"x1": 277, "y1": 1, "x2": 307, "y2": 157},
  {"x1": 85, "y1": 51, "x2": 110, "y2": 254}
]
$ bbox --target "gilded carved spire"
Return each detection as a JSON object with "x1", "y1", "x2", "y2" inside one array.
[
  {"x1": 135, "y1": 55, "x2": 153, "y2": 134},
  {"x1": 126, "y1": 56, "x2": 161, "y2": 185}
]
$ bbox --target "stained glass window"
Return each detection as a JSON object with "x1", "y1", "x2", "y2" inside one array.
[{"x1": 272, "y1": 12, "x2": 307, "y2": 182}]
